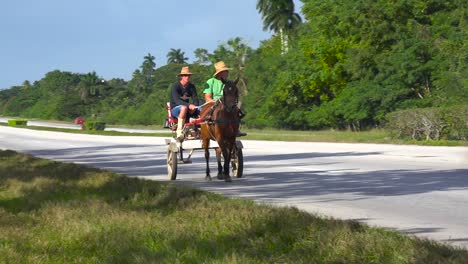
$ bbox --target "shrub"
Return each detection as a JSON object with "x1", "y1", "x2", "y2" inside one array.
[
  {"x1": 84, "y1": 121, "x2": 106, "y2": 131},
  {"x1": 8, "y1": 119, "x2": 28, "y2": 126},
  {"x1": 385, "y1": 106, "x2": 468, "y2": 141},
  {"x1": 443, "y1": 106, "x2": 468, "y2": 140}
]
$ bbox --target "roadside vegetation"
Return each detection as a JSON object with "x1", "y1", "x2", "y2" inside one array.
[
  {"x1": 1, "y1": 149, "x2": 467, "y2": 263},
  {"x1": 1, "y1": 1, "x2": 466, "y2": 136}
]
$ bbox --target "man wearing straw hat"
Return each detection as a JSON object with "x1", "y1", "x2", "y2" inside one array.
[
  {"x1": 203, "y1": 61, "x2": 247, "y2": 137},
  {"x1": 170, "y1": 66, "x2": 200, "y2": 140}
]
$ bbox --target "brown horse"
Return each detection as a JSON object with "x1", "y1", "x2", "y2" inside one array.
[{"x1": 199, "y1": 79, "x2": 240, "y2": 182}]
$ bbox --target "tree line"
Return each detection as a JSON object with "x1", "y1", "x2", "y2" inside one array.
[
  {"x1": 1, "y1": 0, "x2": 466, "y2": 136},
  {"x1": 0, "y1": 37, "x2": 252, "y2": 126}
]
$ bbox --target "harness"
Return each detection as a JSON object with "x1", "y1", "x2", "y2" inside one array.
[{"x1": 203, "y1": 99, "x2": 241, "y2": 140}]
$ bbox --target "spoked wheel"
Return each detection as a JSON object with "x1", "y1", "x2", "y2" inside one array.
[
  {"x1": 167, "y1": 148, "x2": 178, "y2": 180},
  {"x1": 231, "y1": 147, "x2": 243, "y2": 178}
]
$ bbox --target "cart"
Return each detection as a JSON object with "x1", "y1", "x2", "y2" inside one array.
[{"x1": 165, "y1": 118, "x2": 244, "y2": 180}]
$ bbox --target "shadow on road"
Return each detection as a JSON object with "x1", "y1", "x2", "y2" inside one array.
[{"x1": 25, "y1": 145, "x2": 468, "y2": 199}]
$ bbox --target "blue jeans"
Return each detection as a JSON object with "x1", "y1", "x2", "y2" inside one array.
[{"x1": 171, "y1": 105, "x2": 201, "y2": 120}]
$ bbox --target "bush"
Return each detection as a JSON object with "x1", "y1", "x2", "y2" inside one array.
[
  {"x1": 385, "y1": 106, "x2": 468, "y2": 141},
  {"x1": 443, "y1": 106, "x2": 468, "y2": 140},
  {"x1": 84, "y1": 121, "x2": 106, "y2": 131},
  {"x1": 8, "y1": 120, "x2": 28, "y2": 126}
]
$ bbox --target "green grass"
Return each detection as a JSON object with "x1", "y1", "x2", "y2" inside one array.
[
  {"x1": 1, "y1": 150, "x2": 467, "y2": 263},
  {"x1": 243, "y1": 128, "x2": 468, "y2": 146}
]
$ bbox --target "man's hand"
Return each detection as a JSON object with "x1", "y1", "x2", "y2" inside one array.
[
  {"x1": 188, "y1": 104, "x2": 198, "y2": 115},
  {"x1": 188, "y1": 104, "x2": 197, "y2": 111}
]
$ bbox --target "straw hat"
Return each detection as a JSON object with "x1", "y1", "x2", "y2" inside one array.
[
  {"x1": 178, "y1": 66, "x2": 193, "y2": 76},
  {"x1": 213, "y1": 61, "x2": 231, "y2": 76}
]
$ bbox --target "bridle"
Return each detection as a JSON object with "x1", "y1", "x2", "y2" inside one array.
[
  {"x1": 204, "y1": 81, "x2": 240, "y2": 139},
  {"x1": 220, "y1": 81, "x2": 238, "y2": 113}
]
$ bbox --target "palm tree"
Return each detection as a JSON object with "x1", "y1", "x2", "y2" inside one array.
[
  {"x1": 166, "y1": 48, "x2": 188, "y2": 64},
  {"x1": 141, "y1": 53, "x2": 156, "y2": 78},
  {"x1": 78, "y1": 71, "x2": 100, "y2": 102},
  {"x1": 257, "y1": 0, "x2": 302, "y2": 54}
]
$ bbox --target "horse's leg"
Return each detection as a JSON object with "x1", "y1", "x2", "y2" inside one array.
[
  {"x1": 216, "y1": 147, "x2": 223, "y2": 180},
  {"x1": 202, "y1": 135, "x2": 211, "y2": 182},
  {"x1": 204, "y1": 148, "x2": 212, "y2": 181},
  {"x1": 223, "y1": 145, "x2": 232, "y2": 182}
]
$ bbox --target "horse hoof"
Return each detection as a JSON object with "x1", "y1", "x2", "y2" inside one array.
[
  {"x1": 217, "y1": 173, "x2": 224, "y2": 180},
  {"x1": 205, "y1": 176, "x2": 212, "y2": 182},
  {"x1": 224, "y1": 176, "x2": 232, "y2": 182}
]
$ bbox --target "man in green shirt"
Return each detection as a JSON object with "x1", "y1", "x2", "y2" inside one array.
[
  {"x1": 203, "y1": 61, "x2": 230, "y2": 102},
  {"x1": 203, "y1": 61, "x2": 246, "y2": 136}
]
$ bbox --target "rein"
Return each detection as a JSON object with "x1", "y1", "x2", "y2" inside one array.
[
  {"x1": 206, "y1": 99, "x2": 239, "y2": 125},
  {"x1": 204, "y1": 98, "x2": 239, "y2": 140}
]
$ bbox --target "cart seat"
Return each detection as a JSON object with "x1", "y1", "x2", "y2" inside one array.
[{"x1": 165, "y1": 102, "x2": 202, "y2": 131}]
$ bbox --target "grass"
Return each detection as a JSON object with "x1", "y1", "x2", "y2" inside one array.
[
  {"x1": 244, "y1": 128, "x2": 468, "y2": 146},
  {"x1": 1, "y1": 149, "x2": 468, "y2": 263}
]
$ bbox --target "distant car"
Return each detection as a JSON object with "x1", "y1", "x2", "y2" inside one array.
[{"x1": 74, "y1": 117, "x2": 85, "y2": 124}]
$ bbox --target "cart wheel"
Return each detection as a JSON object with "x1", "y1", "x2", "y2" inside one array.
[
  {"x1": 231, "y1": 147, "x2": 243, "y2": 178},
  {"x1": 167, "y1": 148, "x2": 177, "y2": 180}
]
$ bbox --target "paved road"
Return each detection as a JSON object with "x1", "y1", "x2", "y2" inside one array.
[
  {"x1": 1, "y1": 125, "x2": 467, "y2": 248},
  {"x1": 0, "y1": 117, "x2": 167, "y2": 133}
]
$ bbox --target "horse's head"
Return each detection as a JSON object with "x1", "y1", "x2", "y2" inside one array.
[{"x1": 221, "y1": 78, "x2": 239, "y2": 113}]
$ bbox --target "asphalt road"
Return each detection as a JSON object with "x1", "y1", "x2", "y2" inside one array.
[
  {"x1": 0, "y1": 117, "x2": 167, "y2": 133},
  {"x1": 1, "y1": 125, "x2": 467, "y2": 249}
]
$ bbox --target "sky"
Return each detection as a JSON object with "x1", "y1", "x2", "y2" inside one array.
[{"x1": 0, "y1": 0, "x2": 303, "y2": 90}]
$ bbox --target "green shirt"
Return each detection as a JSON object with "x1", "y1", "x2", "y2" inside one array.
[{"x1": 203, "y1": 77, "x2": 224, "y2": 100}]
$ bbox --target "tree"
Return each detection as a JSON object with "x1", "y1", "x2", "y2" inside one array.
[
  {"x1": 210, "y1": 37, "x2": 253, "y2": 98},
  {"x1": 226, "y1": 37, "x2": 251, "y2": 72},
  {"x1": 22, "y1": 80, "x2": 32, "y2": 90},
  {"x1": 193, "y1": 48, "x2": 210, "y2": 64},
  {"x1": 129, "y1": 54, "x2": 159, "y2": 95},
  {"x1": 128, "y1": 69, "x2": 148, "y2": 95},
  {"x1": 226, "y1": 38, "x2": 252, "y2": 97},
  {"x1": 256, "y1": 0, "x2": 302, "y2": 54},
  {"x1": 141, "y1": 53, "x2": 156, "y2": 78},
  {"x1": 78, "y1": 71, "x2": 101, "y2": 102},
  {"x1": 166, "y1": 48, "x2": 188, "y2": 64}
]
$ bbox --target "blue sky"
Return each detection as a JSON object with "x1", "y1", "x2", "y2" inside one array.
[{"x1": 1, "y1": 0, "x2": 302, "y2": 89}]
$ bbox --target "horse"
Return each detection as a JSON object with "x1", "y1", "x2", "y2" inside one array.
[{"x1": 199, "y1": 79, "x2": 240, "y2": 182}]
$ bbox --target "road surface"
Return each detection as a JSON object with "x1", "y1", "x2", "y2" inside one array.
[
  {"x1": 0, "y1": 117, "x2": 167, "y2": 133},
  {"x1": 0, "y1": 125, "x2": 467, "y2": 249}
]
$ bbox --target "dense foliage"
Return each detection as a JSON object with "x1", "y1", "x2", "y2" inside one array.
[
  {"x1": 245, "y1": 0, "x2": 467, "y2": 131},
  {"x1": 1, "y1": 0, "x2": 466, "y2": 134}
]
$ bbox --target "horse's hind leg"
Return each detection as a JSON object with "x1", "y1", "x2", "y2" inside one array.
[
  {"x1": 223, "y1": 147, "x2": 232, "y2": 182},
  {"x1": 216, "y1": 147, "x2": 224, "y2": 180},
  {"x1": 202, "y1": 139, "x2": 211, "y2": 181}
]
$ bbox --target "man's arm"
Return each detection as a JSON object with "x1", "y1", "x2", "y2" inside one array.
[
  {"x1": 203, "y1": 78, "x2": 215, "y2": 103},
  {"x1": 204, "y1": 93, "x2": 214, "y2": 103},
  {"x1": 191, "y1": 84, "x2": 200, "y2": 106}
]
